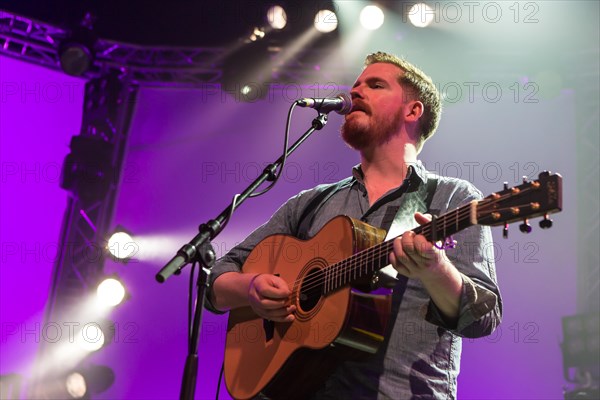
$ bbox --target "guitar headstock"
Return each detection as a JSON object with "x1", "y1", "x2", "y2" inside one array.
[{"x1": 477, "y1": 171, "x2": 562, "y2": 231}]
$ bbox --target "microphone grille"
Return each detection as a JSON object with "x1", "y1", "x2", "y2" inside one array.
[{"x1": 336, "y1": 93, "x2": 352, "y2": 115}]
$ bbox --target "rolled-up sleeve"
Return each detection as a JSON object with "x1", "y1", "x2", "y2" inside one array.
[{"x1": 423, "y1": 182, "x2": 503, "y2": 338}]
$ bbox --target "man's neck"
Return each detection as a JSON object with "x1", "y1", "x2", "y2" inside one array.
[{"x1": 359, "y1": 140, "x2": 418, "y2": 205}]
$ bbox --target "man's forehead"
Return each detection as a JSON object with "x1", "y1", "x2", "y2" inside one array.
[{"x1": 356, "y1": 62, "x2": 403, "y2": 81}]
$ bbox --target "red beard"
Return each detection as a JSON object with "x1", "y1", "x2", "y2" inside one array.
[{"x1": 341, "y1": 110, "x2": 403, "y2": 150}]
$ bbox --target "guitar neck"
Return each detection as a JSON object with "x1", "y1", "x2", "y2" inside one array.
[
  {"x1": 323, "y1": 202, "x2": 475, "y2": 294},
  {"x1": 322, "y1": 171, "x2": 563, "y2": 294}
]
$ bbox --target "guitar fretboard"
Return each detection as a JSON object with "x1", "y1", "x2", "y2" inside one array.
[{"x1": 322, "y1": 204, "x2": 475, "y2": 294}]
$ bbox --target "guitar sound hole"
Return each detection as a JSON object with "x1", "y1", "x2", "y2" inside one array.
[{"x1": 299, "y1": 268, "x2": 324, "y2": 312}]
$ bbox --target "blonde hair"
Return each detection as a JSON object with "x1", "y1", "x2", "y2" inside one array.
[{"x1": 364, "y1": 52, "x2": 442, "y2": 150}]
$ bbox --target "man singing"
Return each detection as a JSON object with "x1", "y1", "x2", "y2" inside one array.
[{"x1": 207, "y1": 52, "x2": 502, "y2": 399}]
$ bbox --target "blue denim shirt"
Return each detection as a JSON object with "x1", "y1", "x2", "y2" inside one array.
[{"x1": 207, "y1": 160, "x2": 502, "y2": 399}]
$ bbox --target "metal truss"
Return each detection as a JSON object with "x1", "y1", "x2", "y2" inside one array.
[
  {"x1": 31, "y1": 72, "x2": 139, "y2": 393},
  {"x1": 0, "y1": 10, "x2": 67, "y2": 71},
  {"x1": 0, "y1": 9, "x2": 347, "y2": 87},
  {"x1": 0, "y1": 10, "x2": 224, "y2": 86},
  {"x1": 570, "y1": 47, "x2": 600, "y2": 315}
]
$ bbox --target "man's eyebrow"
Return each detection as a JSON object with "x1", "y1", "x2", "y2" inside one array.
[{"x1": 352, "y1": 76, "x2": 388, "y2": 88}]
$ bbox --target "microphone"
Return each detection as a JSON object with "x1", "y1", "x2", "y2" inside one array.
[{"x1": 296, "y1": 93, "x2": 352, "y2": 115}]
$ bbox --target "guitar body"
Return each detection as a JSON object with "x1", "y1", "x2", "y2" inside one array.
[{"x1": 225, "y1": 216, "x2": 392, "y2": 400}]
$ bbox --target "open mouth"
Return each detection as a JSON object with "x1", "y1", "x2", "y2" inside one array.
[{"x1": 350, "y1": 105, "x2": 368, "y2": 114}]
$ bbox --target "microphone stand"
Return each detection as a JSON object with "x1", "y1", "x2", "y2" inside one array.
[{"x1": 156, "y1": 112, "x2": 329, "y2": 400}]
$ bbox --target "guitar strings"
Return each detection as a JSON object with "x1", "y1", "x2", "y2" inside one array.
[
  {"x1": 287, "y1": 205, "x2": 472, "y2": 298},
  {"x1": 284, "y1": 186, "x2": 537, "y2": 301},
  {"x1": 285, "y1": 203, "x2": 474, "y2": 300}
]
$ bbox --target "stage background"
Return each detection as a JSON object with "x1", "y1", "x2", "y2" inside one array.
[{"x1": 1, "y1": 1, "x2": 597, "y2": 399}]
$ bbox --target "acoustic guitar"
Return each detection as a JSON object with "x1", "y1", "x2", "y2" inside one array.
[{"x1": 224, "y1": 171, "x2": 562, "y2": 399}]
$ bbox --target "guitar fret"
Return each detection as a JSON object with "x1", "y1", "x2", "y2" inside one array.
[
  {"x1": 443, "y1": 213, "x2": 447, "y2": 240},
  {"x1": 322, "y1": 201, "x2": 494, "y2": 294},
  {"x1": 455, "y1": 208, "x2": 459, "y2": 232}
]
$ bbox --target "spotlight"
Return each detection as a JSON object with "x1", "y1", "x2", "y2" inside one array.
[
  {"x1": 249, "y1": 27, "x2": 266, "y2": 42},
  {"x1": 96, "y1": 277, "x2": 126, "y2": 308},
  {"x1": 314, "y1": 9, "x2": 338, "y2": 33},
  {"x1": 65, "y1": 365, "x2": 115, "y2": 399},
  {"x1": 106, "y1": 228, "x2": 137, "y2": 261},
  {"x1": 60, "y1": 135, "x2": 114, "y2": 203},
  {"x1": 267, "y1": 5, "x2": 287, "y2": 30},
  {"x1": 65, "y1": 372, "x2": 87, "y2": 399},
  {"x1": 76, "y1": 320, "x2": 114, "y2": 353},
  {"x1": 408, "y1": 3, "x2": 435, "y2": 28},
  {"x1": 221, "y1": 41, "x2": 271, "y2": 102},
  {"x1": 59, "y1": 13, "x2": 97, "y2": 76},
  {"x1": 360, "y1": 5, "x2": 385, "y2": 30}
]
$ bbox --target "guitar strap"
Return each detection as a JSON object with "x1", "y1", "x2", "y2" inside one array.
[
  {"x1": 374, "y1": 173, "x2": 438, "y2": 288},
  {"x1": 424, "y1": 174, "x2": 439, "y2": 215}
]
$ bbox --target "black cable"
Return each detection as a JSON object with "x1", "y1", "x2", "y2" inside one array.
[
  {"x1": 248, "y1": 101, "x2": 297, "y2": 197},
  {"x1": 219, "y1": 102, "x2": 297, "y2": 231},
  {"x1": 215, "y1": 361, "x2": 225, "y2": 400},
  {"x1": 187, "y1": 260, "x2": 197, "y2": 352},
  {"x1": 210, "y1": 102, "x2": 297, "y2": 398}
]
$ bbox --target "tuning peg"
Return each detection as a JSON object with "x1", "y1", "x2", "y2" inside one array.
[
  {"x1": 538, "y1": 171, "x2": 550, "y2": 179},
  {"x1": 522, "y1": 176, "x2": 528, "y2": 183},
  {"x1": 539, "y1": 213, "x2": 553, "y2": 229},
  {"x1": 519, "y1": 219, "x2": 532, "y2": 233},
  {"x1": 503, "y1": 223, "x2": 509, "y2": 239},
  {"x1": 503, "y1": 182, "x2": 509, "y2": 190}
]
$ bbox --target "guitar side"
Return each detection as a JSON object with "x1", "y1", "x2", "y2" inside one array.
[{"x1": 224, "y1": 216, "x2": 390, "y2": 400}]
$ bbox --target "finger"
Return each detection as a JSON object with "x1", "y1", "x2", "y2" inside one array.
[
  {"x1": 392, "y1": 237, "x2": 418, "y2": 273},
  {"x1": 389, "y1": 250, "x2": 411, "y2": 276},
  {"x1": 401, "y1": 232, "x2": 437, "y2": 270},
  {"x1": 266, "y1": 305, "x2": 296, "y2": 318},
  {"x1": 254, "y1": 296, "x2": 290, "y2": 310},
  {"x1": 265, "y1": 313, "x2": 295, "y2": 323},
  {"x1": 258, "y1": 305, "x2": 296, "y2": 322},
  {"x1": 414, "y1": 212, "x2": 432, "y2": 225},
  {"x1": 413, "y1": 234, "x2": 435, "y2": 259},
  {"x1": 254, "y1": 275, "x2": 291, "y2": 299},
  {"x1": 401, "y1": 231, "x2": 419, "y2": 258}
]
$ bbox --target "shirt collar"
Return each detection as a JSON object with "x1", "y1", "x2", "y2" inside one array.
[{"x1": 351, "y1": 160, "x2": 429, "y2": 191}]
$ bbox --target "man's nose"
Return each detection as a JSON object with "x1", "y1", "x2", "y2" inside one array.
[{"x1": 350, "y1": 86, "x2": 364, "y2": 99}]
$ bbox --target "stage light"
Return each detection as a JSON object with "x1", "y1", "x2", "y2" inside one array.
[
  {"x1": 64, "y1": 365, "x2": 115, "y2": 399},
  {"x1": 59, "y1": 43, "x2": 94, "y2": 76},
  {"x1": 65, "y1": 372, "x2": 87, "y2": 399},
  {"x1": 267, "y1": 5, "x2": 287, "y2": 30},
  {"x1": 76, "y1": 324, "x2": 105, "y2": 352},
  {"x1": 314, "y1": 9, "x2": 338, "y2": 33},
  {"x1": 96, "y1": 278, "x2": 126, "y2": 308},
  {"x1": 107, "y1": 229, "x2": 136, "y2": 261},
  {"x1": 221, "y1": 41, "x2": 271, "y2": 102},
  {"x1": 249, "y1": 27, "x2": 266, "y2": 42},
  {"x1": 360, "y1": 5, "x2": 385, "y2": 30},
  {"x1": 76, "y1": 320, "x2": 114, "y2": 353},
  {"x1": 408, "y1": 3, "x2": 435, "y2": 28},
  {"x1": 59, "y1": 13, "x2": 96, "y2": 76}
]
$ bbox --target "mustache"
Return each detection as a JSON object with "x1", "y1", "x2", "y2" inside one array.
[{"x1": 350, "y1": 100, "x2": 370, "y2": 114}]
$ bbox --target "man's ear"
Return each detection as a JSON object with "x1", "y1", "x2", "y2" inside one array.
[{"x1": 404, "y1": 100, "x2": 424, "y2": 122}]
